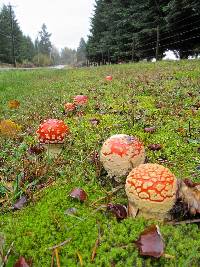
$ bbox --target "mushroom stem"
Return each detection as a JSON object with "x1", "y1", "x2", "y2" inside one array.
[{"x1": 42, "y1": 144, "x2": 63, "y2": 158}]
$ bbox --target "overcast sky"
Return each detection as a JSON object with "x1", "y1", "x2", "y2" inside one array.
[{"x1": 0, "y1": 0, "x2": 95, "y2": 49}]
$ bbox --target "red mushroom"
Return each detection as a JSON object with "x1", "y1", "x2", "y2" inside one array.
[
  {"x1": 64, "y1": 102, "x2": 76, "y2": 112},
  {"x1": 73, "y1": 95, "x2": 88, "y2": 106},
  {"x1": 36, "y1": 119, "x2": 69, "y2": 157},
  {"x1": 125, "y1": 164, "x2": 177, "y2": 219},
  {"x1": 105, "y1": 75, "x2": 113, "y2": 81},
  {"x1": 64, "y1": 102, "x2": 76, "y2": 116},
  {"x1": 100, "y1": 134, "x2": 145, "y2": 180}
]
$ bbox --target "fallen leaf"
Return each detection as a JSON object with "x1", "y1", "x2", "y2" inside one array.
[
  {"x1": 69, "y1": 188, "x2": 87, "y2": 202},
  {"x1": 144, "y1": 126, "x2": 156, "y2": 133},
  {"x1": 135, "y1": 225, "x2": 165, "y2": 258},
  {"x1": 28, "y1": 145, "x2": 44, "y2": 155},
  {"x1": 183, "y1": 178, "x2": 200, "y2": 188},
  {"x1": 107, "y1": 203, "x2": 127, "y2": 220},
  {"x1": 8, "y1": 100, "x2": 20, "y2": 109},
  {"x1": 14, "y1": 256, "x2": 30, "y2": 267},
  {"x1": 13, "y1": 196, "x2": 27, "y2": 210},
  {"x1": 148, "y1": 144, "x2": 162, "y2": 151},
  {"x1": 90, "y1": 118, "x2": 100, "y2": 126}
]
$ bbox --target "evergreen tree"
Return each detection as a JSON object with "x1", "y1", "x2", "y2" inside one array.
[
  {"x1": 77, "y1": 38, "x2": 87, "y2": 64},
  {"x1": 19, "y1": 35, "x2": 35, "y2": 62},
  {"x1": 38, "y1": 24, "x2": 52, "y2": 56},
  {"x1": 0, "y1": 4, "x2": 23, "y2": 64},
  {"x1": 164, "y1": 0, "x2": 200, "y2": 58}
]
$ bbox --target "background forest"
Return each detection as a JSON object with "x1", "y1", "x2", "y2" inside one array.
[
  {"x1": 0, "y1": 4, "x2": 86, "y2": 67},
  {"x1": 87, "y1": 0, "x2": 200, "y2": 64},
  {"x1": 0, "y1": 0, "x2": 200, "y2": 67}
]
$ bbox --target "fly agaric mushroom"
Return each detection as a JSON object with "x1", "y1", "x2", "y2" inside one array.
[
  {"x1": 74, "y1": 95, "x2": 88, "y2": 106},
  {"x1": 105, "y1": 75, "x2": 113, "y2": 81},
  {"x1": 126, "y1": 163, "x2": 200, "y2": 220},
  {"x1": 125, "y1": 163, "x2": 177, "y2": 219},
  {"x1": 64, "y1": 102, "x2": 76, "y2": 116},
  {"x1": 100, "y1": 134, "x2": 145, "y2": 179},
  {"x1": 36, "y1": 119, "x2": 69, "y2": 157}
]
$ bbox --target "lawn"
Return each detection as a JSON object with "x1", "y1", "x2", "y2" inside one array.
[{"x1": 0, "y1": 60, "x2": 200, "y2": 266}]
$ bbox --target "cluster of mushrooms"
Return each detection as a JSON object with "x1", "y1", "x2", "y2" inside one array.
[
  {"x1": 100, "y1": 134, "x2": 200, "y2": 220},
  {"x1": 35, "y1": 95, "x2": 200, "y2": 221}
]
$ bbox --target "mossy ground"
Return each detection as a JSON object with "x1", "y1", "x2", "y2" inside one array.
[{"x1": 0, "y1": 60, "x2": 200, "y2": 266}]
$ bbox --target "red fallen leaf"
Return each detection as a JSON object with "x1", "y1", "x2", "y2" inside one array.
[
  {"x1": 144, "y1": 126, "x2": 156, "y2": 133},
  {"x1": 14, "y1": 256, "x2": 30, "y2": 267},
  {"x1": 69, "y1": 188, "x2": 87, "y2": 202},
  {"x1": 107, "y1": 203, "x2": 127, "y2": 220},
  {"x1": 90, "y1": 118, "x2": 100, "y2": 126},
  {"x1": 183, "y1": 178, "x2": 200, "y2": 188},
  {"x1": 135, "y1": 225, "x2": 165, "y2": 258},
  {"x1": 13, "y1": 196, "x2": 27, "y2": 210},
  {"x1": 28, "y1": 145, "x2": 44, "y2": 155},
  {"x1": 148, "y1": 144, "x2": 162, "y2": 151}
]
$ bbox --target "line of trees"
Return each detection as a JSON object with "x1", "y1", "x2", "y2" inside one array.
[
  {"x1": 0, "y1": 4, "x2": 87, "y2": 67},
  {"x1": 86, "y1": 0, "x2": 200, "y2": 64}
]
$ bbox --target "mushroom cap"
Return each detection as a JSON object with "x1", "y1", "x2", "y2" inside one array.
[
  {"x1": 100, "y1": 134, "x2": 145, "y2": 178},
  {"x1": 105, "y1": 75, "x2": 113, "y2": 81},
  {"x1": 64, "y1": 102, "x2": 76, "y2": 111},
  {"x1": 36, "y1": 119, "x2": 69, "y2": 144},
  {"x1": 125, "y1": 163, "x2": 177, "y2": 215},
  {"x1": 74, "y1": 95, "x2": 88, "y2": 106}
]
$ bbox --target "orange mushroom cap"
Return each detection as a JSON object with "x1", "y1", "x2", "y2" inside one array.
[
  {"x1": 105, "y1": 75, "x2": 113, "y2": 81},
  {"x1": 36, "y1": 119, "x2": 69, "y2": 144},
  {"x1": 100, "y1": 134, "x2": 145, "y2": 178},
  {"x1": 64, "y1": 102, "x2": 76, "y2": 111},
  {"x1": 73, "y1": 95, "x2": 88, "y2": 106},
  {"x1": 125, "y1": 164, "x2": 177, "y2": 215}
]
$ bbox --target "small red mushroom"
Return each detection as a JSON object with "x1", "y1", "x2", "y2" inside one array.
[
  {"x1": 100, "y1": 134, "x2": 145, "y2": 179},
  {"x1": 36, "y1": 119, "x2": 69, "y2": 157},
  {"x1": 73, "y1": 95, "x2": 88, "y2": 106},
  {"x1": 64, "y1": 102, "x2": 76, "y2": 112},
  {"x1": 125, "y1": 163, "x2": 177, "y2": 219},
  {"x1": 105, "y1": 75, "x2": 113, "y2": 81}
]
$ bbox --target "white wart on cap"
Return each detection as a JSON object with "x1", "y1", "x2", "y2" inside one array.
[{"x1": 100, "y1": 134, "x2": 145, "y2": 178}]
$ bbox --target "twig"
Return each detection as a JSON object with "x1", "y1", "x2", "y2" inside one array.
[
  {"x1": 91, "y1": 185, "x2": 123, "y2": 207},
  {"x1": 163, "y1": 253, "x2": 175, "y2": 259},
  {"x1": 2, "y1": 241, "x2": 14, "y2": 267},
  {"x1": 49, "y1": 238, "x2": 72, "y2": 250},
  {"x1": 55, "y1": 248, "x2": 60, "y2": 267},
  {"x1": 76, "y1": 251, "x2": 83, "y2": 266},
  {"x1": 50, "y1": 250, "x2": 55, "y2": 267},
  {"x1": 167, "y1": 218, "x2": 200, "y2": 225},
  {"x1": 91, "y1": 221, "x2": 102, "y2": 262},
  {"x1": 91, "y1": 239, "x2": 100, "y2": 262}
]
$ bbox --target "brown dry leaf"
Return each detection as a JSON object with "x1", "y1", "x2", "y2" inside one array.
[
  {"x1": 90, "y1": 118, "x2": 100, "y2": 126},
  {"x1": 144, "y1": 126, "x2": 156, "y2": 133},
  {"x1": 148, "y1": 144, "x2": 162, "y2": 151},
  {"x1": 69, "y1": 188, "x2": 87, "y2": 202},
  {"x1": 8, "y1": 100, "x2": 20, "y2": 109},
  {"x1": 0, "y1": 120, "x2": 21, "y2": 138},
  {"x1": 107, "y1": 203, "x2": 127, "y2": 220},
  {"x1": 135, "y1": 225, "x2": 165, "y2": 258},
  {"x1": 13, "y1": 196, "x2": 27, "y2": 210},
  {"x1": 14, "y1": 256, "x2": 30, "y2": 267},
  {"x1": 28, "y1": 145, "x2": 45, "y2": 155}
]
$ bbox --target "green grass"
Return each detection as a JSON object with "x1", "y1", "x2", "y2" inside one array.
[{"x1": 0, "y1": 60, "x2": 200, "y2": 266}]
